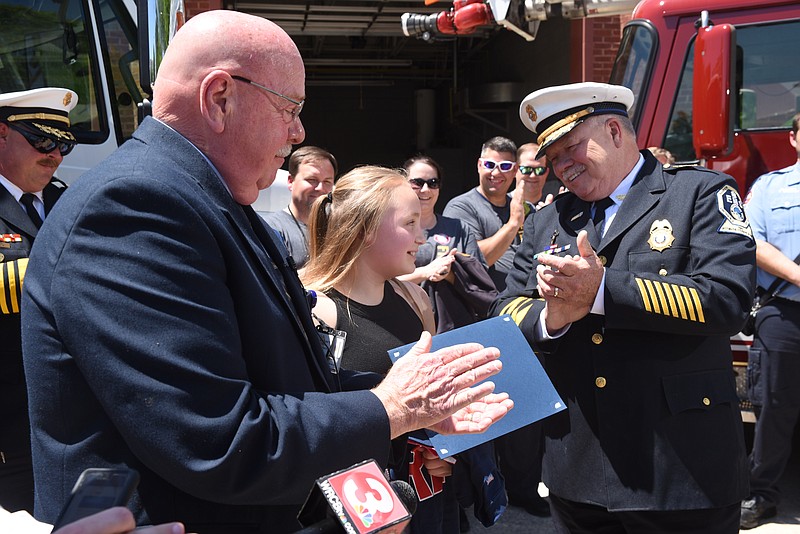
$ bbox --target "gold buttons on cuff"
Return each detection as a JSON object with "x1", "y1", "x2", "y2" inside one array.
[
  {"x1": 702, "y1": 397, "x2": 711, "y2": 406},
  {"x1": 591, "y1": 333, "x2": 603, "y2": 344},
  {"x1": 595, "y1": 377, "x2": 607, "y2": 388},
  {"x1": 599, "y1": 255, "x2": 607, "y2": 266}
]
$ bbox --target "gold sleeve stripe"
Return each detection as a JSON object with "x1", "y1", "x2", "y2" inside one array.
[
  {"x1": 635, "y1": 278, "x2": 652, "y2": 312},
  {"x1": 689, "y1": 287, "x2": 705, "y2": 323},
  {"x1": 657, "y1": 281, "x2": 679, "y2": 318},
  {"x1": 669, "y1": 284, "x2": 688, "y2": 320},
  {"x1": 652, "y1": 281, "x2": 672, "y2": 317},
  {"x1": 643, "y1": 279, "x2": 661, "y2": 314},
  {"x1": 7, "y1": 261, "x2": 20, "y2": 313},
  {"x1": 635, "y1": 277, "x2": 704, "y2": 322},
  {"x1": 0, "y1": 263, "x2": 9, "y2": 314},
  {"x1": 500, "y1": 296, "x2": 536, "y2": 326},
  {"x1": 680, "y1": 286, "x2": 697, "y2": 321}
]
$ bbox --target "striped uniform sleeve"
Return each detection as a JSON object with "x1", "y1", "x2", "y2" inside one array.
[{"x1": 0, "y1": 258, "x2": 29, "y2": 315}]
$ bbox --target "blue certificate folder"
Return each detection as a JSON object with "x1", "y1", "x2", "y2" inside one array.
[{"x1": 388, "y1": 315, "x2": 565, "y2": 458}]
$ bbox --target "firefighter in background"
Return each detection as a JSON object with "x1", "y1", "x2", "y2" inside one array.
[
  {"x1": 0, "y1": 87, "x2": 77, "y2": 513},
  {"x1": 740, "y1": 111, "x2": 800, "y2": 530}
]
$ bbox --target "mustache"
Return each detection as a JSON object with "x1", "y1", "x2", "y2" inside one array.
[
  {"x1": 277, "y1": 145, "x2": 292, "y2": 158},
  {"x1": 37, "y1": 158, "x2": 60, "y2": 169}
]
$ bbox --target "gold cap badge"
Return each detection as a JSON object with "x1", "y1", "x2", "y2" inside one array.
[{"x1": 525, "y1": 104, "x2": 537, "y2": 123}]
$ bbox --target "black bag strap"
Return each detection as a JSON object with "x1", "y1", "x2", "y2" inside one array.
[{"x1": 760, "y1": 250, "x2": 800, "y2": 301}]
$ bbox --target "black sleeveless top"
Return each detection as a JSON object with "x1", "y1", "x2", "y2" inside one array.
[{"x1": 328, "y1": 281, "x2": 422, "y2": 375}]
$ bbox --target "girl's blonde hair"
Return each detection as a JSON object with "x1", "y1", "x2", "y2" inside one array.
[{"x1": 301, "y1": 165, "x2": 408, "y2": 293}]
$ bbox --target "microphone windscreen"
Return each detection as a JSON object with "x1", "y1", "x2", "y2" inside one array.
[{"x1": 389, "y1": 480, "x2": 418, "y2": 516}]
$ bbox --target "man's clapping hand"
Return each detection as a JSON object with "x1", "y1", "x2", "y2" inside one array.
[{"x1": 372, "y1": 332, "x2": 514, "y2": 439}]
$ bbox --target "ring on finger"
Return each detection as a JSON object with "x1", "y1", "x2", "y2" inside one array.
[{"x1": 554, "y1": 287, "x2": 560, "y2": 298}]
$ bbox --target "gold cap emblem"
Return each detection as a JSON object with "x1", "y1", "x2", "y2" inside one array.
[
  {"x1": 526, "y1": 104, "x2": 537, "y2": 123},
  {"x1": 648, "y1": 219, "x2": 675, "y2": 252},
  {"x1": 63, "y1": 92, "x2": 72, "y2": 107}
]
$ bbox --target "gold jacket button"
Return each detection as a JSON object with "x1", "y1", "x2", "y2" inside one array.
[
  {"x1": 659, "y1": 268, "x2": 668, "y2": 276},
  {"x1": 595, "y1": 376, "x2": 607, "y2": 388},
  {"x1": 702, "y1": 397, "x2": 711, "y2": 406},
  {"x1": 591, "y1": 333, "x2": 603, "y2": 344},
  {"x1": 0, "y1": 253, "x2": 4, "y2": 262},
  {"x1": 599, "y1": 255, "x2": 607, "y2": 266}
]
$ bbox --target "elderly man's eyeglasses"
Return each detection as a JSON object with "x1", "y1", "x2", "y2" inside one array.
[
  {"x1": 480, "y1": 159, "x2": 515, "y2": 172},
  {"x1": 519, "y1": 165, "x2": 548, "y2": 176},
  {"x1": 409, "y1": 178, "x2": 441, "y2": 189},
  {"x1": 232, "y1": 75, "x2": 305, "y2": 123},
  {"x1": 7, "y1": 122, "x2": 75, "y2": 156}
]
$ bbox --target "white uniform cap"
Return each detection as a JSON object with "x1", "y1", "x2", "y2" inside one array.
[
  {"x1": 0, "y1": 87, "x2": 79, "y2": 142},
  {"x1": 519, "y1": 82, "x2": 634, "y2": 159}
]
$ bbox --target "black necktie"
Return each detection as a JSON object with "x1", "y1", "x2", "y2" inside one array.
[
  {"x1": 20, "y1": 193, "x2": 43, "y2": 229},
  {"x1": 592, "y1": 197, "x2": 613, "y2": 235}
]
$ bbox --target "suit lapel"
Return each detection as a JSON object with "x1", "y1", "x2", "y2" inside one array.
[
  {"x1": 558, "y1": 196, "x2": 598, "y2": 248},
  {"x1": 0, "y1": 184, "x2": 38, "y2": 238},
  {"x1": 240, "y1": 205, "x2": 335, "y2": 392},
  {"x1": 599, "y1": 155, "x2": 665, "y2": 251},
  {"x1": 42, "y1": 179, "x2": 67, "y2": 216}
]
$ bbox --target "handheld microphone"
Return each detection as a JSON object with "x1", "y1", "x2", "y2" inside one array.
[{"x1": 296, "y1": 460, "x2": 417, "y2": 534}]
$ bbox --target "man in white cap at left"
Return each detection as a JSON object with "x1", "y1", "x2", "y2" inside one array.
[{"x1": 0, "y1": 87, "x2": 77, "y2": 514}]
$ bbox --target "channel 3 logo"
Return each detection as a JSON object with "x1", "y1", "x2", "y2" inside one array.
[{"x1": 342, "y1": 472, "x2": 395, "y2": 528}]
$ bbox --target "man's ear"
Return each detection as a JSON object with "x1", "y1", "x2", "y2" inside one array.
[
  {"x1": 607, "y1": 117, "x2": 625, "y2": 148},
  {"x1": 199, "y1": 71, "x2": 233, "y2": 134}
]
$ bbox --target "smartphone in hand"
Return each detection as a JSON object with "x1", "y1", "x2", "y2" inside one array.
[{"x1": 51, "y1": 468, "x2": 139, "y2": 531}]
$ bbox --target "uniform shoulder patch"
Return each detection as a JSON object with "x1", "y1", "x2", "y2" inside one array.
[{"x1": 716, "y1": 185, "x2": 753, "y2": 240}]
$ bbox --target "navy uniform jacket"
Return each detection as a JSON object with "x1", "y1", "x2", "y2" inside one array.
[
  {"x1": 21, "y1": 117, "x2": 390, "y2": 533},
  {"x1": 492, "y1": 152, "x2": 755, "y2": 511},
  {"x1": 0, "y1": 178, "x2": 65, "y2": 463}
]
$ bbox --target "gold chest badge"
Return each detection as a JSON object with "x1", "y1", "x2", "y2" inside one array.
[{"x1": 648, "y1": 219, "x2": 674, "y2": 252}]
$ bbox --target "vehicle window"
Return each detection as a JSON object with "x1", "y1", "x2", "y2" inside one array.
[
  {"x1": 96, "y1": 0, "x2": 142, "y2": 142},
  {"x1": 665, "y1": 19, "x2": 800, "y2": 161},
  {"x1": 610, "y1": 23, "x2": 656, "y2": 128},
  {"x1": 0, "y1": 0, "x2": 103, "y2": 141}
]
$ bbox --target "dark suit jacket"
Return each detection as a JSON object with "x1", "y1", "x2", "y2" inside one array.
[
  {"x1": 493, "y1": 152, "x2": 755, "y2": 511},
  {"x1": 22, "y1": 117, "x2": 389, "y2": 532},
  {"x1": 0, "y1": 178, "x2": 66, "y2": 458}
]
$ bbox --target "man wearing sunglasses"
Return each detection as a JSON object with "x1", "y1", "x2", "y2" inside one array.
[
  {"x1": 444, "y1": 136, "x2": 529, "y2": 291},
  {"x1": 0, "y1": 87, "x2": 78, "y2": 514},
  {"x1": 516, "y1": 142, "x2": 562, "y2": 210}
]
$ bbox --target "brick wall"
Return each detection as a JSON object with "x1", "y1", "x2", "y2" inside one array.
[
  {"x1": 571, "y1": 14, "x2": 630, "y2": 83},
  {"x1": 183, "y1": 0, "x2": 221, "y2": 19}
]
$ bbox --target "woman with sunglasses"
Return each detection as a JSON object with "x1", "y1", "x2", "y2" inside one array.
[{"x1": 397, "y1": 155, "x2": 486, "y2": 287}]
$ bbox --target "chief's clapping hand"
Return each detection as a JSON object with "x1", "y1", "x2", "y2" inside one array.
[
  {"x1": 372, "y1": 332, "x2": 513, "y2": 439},
  {"x1": 536, "y1": 230, "x2": 604, "y2": 333}
]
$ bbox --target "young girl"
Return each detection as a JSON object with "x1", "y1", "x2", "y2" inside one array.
[{"x1": 302, "y1": 166, "x2": 462, "y2": 533}]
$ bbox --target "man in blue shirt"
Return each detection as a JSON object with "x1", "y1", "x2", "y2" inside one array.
[{"x1": 741, "y1": 111, "x2": 800, "y2": 529}]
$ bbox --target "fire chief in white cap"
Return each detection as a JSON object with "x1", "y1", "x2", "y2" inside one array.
[
  {"x1": 493, "y1": 82, "x2": 755, "y2": 533},
  {"x1": 0, "y1": 87, "x2": 77, "y2": 514}
]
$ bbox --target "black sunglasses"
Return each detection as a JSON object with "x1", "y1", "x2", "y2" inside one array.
[
  {"x1": 519, "y1": 165, "x2": 548, "y2": 176},
  {"x1": 7, "y1": 122, "x2": 75, "y2": 156},
  {"x1": 409, "y1": 178, "x2": 441, "y2": 189}
]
